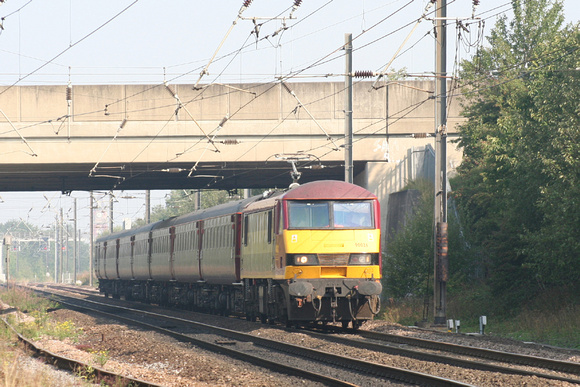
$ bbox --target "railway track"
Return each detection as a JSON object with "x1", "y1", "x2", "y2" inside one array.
[
  {"x1": 299, "y1": 326, "x2": 580, "y2": 384},
  {"x1": 27, "y1": 284, "x2": 472, "y2": 386},
  {"x1": 0, "y1": 314, "x2": 161, "y2": 387},
  {"x1": 26, "y1": 284, "x2": 580, "y2": 386}
]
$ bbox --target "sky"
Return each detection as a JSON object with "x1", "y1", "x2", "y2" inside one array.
[{"x1": 0, "y1": 0, "x2": 578, "y2": 235}]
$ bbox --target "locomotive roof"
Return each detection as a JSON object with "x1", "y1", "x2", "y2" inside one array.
[
  {"x1": 283, "y1": 180, "x2": 376, "y2": 200},
  {"x1": 96, "y1": 181, "x2": 375, "y2": 243}
]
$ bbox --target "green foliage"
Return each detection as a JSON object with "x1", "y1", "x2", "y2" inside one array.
[
  {"x1": 0, "y1": 288, "x2": 83, "y2": 342},
  {"x1": 383, "y1": 181, "x2": 433, "y2": 299},
  {"x1": 383, "y1": 177, "x2": 483, "y2": 300},
  {"x1": 453, "y1": 0, "x2": 580, "y2": 303},
  {"x1": 0, "y1": 287, "x2": 57, "y2": 314}
]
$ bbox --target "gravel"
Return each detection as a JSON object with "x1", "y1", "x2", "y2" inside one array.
[{"x1": 3, "y1": 286, "x2": 580, "y2": 386}]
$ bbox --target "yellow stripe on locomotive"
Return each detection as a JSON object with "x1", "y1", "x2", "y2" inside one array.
[{"x1": 281, "y1": 229, "x2": 381, "y2": 280}]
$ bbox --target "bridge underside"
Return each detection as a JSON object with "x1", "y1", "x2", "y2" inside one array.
[{"x1": 0, "y1": 160, "x2": 363, "y2": 193}]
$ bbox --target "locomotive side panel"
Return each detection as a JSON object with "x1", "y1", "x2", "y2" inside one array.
[
  {"x1": 200, "y1": 215, "x2": 237, "y2": 284},
  {"x1": 132, "y1": 232, "x2": 150, "y2": 280},
  {"x1": 173, "y1": 221, "x2": 200, "y2": 282},
  {"x1": 241, "y1": 209, "x2": 276, "y2": 279}
]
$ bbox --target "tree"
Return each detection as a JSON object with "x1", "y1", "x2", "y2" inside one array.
[
  {"x1": 383, "y1": 182, "x2": 433, "y2": 299},
  {"x1": 452, "y1": 0, "x2": 579, "y2": 301}
]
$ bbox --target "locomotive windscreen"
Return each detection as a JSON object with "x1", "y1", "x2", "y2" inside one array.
[
  {"x1": 287, "y1": 201, "x2": 373, "y2": 229},
  {"x1": 332, "y1": 202, "x2": 372, "y2": 228}
]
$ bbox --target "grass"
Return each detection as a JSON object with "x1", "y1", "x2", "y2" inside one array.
[
  {"x1": 0, "y1": 286, "x2": 58, "y2": 315},
  {"x1": 1, "y1": 351, "x2": 54, "y2": 387},
  {"x1": 0, "y1": 285, "x2": 89, "y2": 385},
  {"x1": 0, "y1": 286, "x2": 83, "y2": 343},
  {"x1": 379, "y1": 285, "x2": 580, "y2": 349}
]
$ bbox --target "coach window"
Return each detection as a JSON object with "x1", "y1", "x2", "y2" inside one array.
[
  {"x1": 267, "y1": 211, "x2": 273, "y2": 244},
  {"x1": 243, "y1": 216, "x2": 249, "y2": 246}
]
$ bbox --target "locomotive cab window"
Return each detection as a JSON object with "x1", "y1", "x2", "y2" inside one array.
[
  {"x1": 288, "y1": 202, "x2": 330, "y2": 228},
  {"x1": 333, "y1": 202, "x2": 372, "y2": 228},
  {"x1": 287, "y1": 200, "x2": 373, "y2": 229}
]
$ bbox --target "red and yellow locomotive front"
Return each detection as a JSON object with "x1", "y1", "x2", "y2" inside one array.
[{"x1": 275, "y1": 181, "x2": 382, "y2": 326}]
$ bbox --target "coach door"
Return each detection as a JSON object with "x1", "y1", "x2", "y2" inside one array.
[
  {"x1": 197, "y1": 220, "x2": 204, "y2": 281},
  {"x1": 130, "y1": 236, "x2": 136, "y2": 279},
  {"x1": 169, "y1": 226, "x2": 176, "y2": 280},
  {"x1": 115, "y1": 239, "x2": 120, "y2": 279}
]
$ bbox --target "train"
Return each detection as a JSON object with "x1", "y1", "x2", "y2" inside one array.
[{"x1": 95, "y1": 180, "x2": 382, "y2": 328}]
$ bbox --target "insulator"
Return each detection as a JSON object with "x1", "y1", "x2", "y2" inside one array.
[
  {"x1": 165, "y1": 83, "x2": 177, "y2": 98},
  {"x1": 243, "y1": 0, "x2": 253, "y2": 7},
  {"x1": 66, "y1": 85, "x2": 72, "y2": 102},
  {"x1": 473, "y1": 0, "x2": 480, "y2": 5},
  {"x1": 219, "y1": 115, "x2": 229, "y2": 127},
  {"x1": 164, "y1": 168, "x2": 185, "y2": 173},
  {"x1": 413, "y1": 133, "x2": 427, "y2": 138},
  {"x1": 221, "y1": 139, "x2": 239, "y2": 145},
  {"x1": 354, "y1": 70, "x2": 374, "y2": 78},
  {"x1": 281, "y1": 82, "x2": 292, "y2": 94},
  {"x1": 294, "y1": 0, "x2": 302, "y2": 7}
]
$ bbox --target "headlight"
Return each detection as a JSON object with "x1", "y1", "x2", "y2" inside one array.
[
  {"x1": 289, "y1": 254, "x2": 319, "y2": 266},
  {"x1": 349, "y1": 253, "x2": 372, "y2": 265}
]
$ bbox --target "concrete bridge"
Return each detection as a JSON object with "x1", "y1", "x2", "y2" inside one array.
[{"x1": 0, "y1": 80, "x2": 463, "y2": 193}]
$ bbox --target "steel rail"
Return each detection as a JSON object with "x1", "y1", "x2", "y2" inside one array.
[
  {"x1": 0, "y1": 316, "x2": 161, "y2": 387},
  {"x1": 298, "y1": 327, "x2": 580, "y2": 384},
  {"x1": 350, "y1": 328, "x2": 580, "y2": 375},
  {"x1": 33, "y1": 284, "x2": 580, "y2": 384},
  {"x1": 38, "y1": 288, "x2": 472, "y2": 387}
]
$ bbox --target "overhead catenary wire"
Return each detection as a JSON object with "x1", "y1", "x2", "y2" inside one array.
[
  {"x1": 371, "y1": 0, "x2": 436, "y2": 89},
  {"x1": 0, "y1": 108, "x2": 37, "y2": 156},
  {"x1": 281, "y1": 81, "x2": 340, "y2": 151},
  {"x1": 1, "y1": 0, "x2": 512, "y2": 139},
  {"x1": 0, "y1": 0, "x2": 142, "y2": 97},
  {"x1": 193, "y1": 0, "x2": 254, "y2": 89},
  {"x1": 88, "y1": 118, "x2": 128, "y2": 178},
  {"x1": 2, "y1": 0, "x2": 520, "y2": 194},
  {"x1": 164, "y1": 82, "x2": 219, "y2": 153}
]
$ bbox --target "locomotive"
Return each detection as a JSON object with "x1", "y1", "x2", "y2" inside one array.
[{"x1": 95, "y1": 180, "x2": 382, "y2": 328}]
